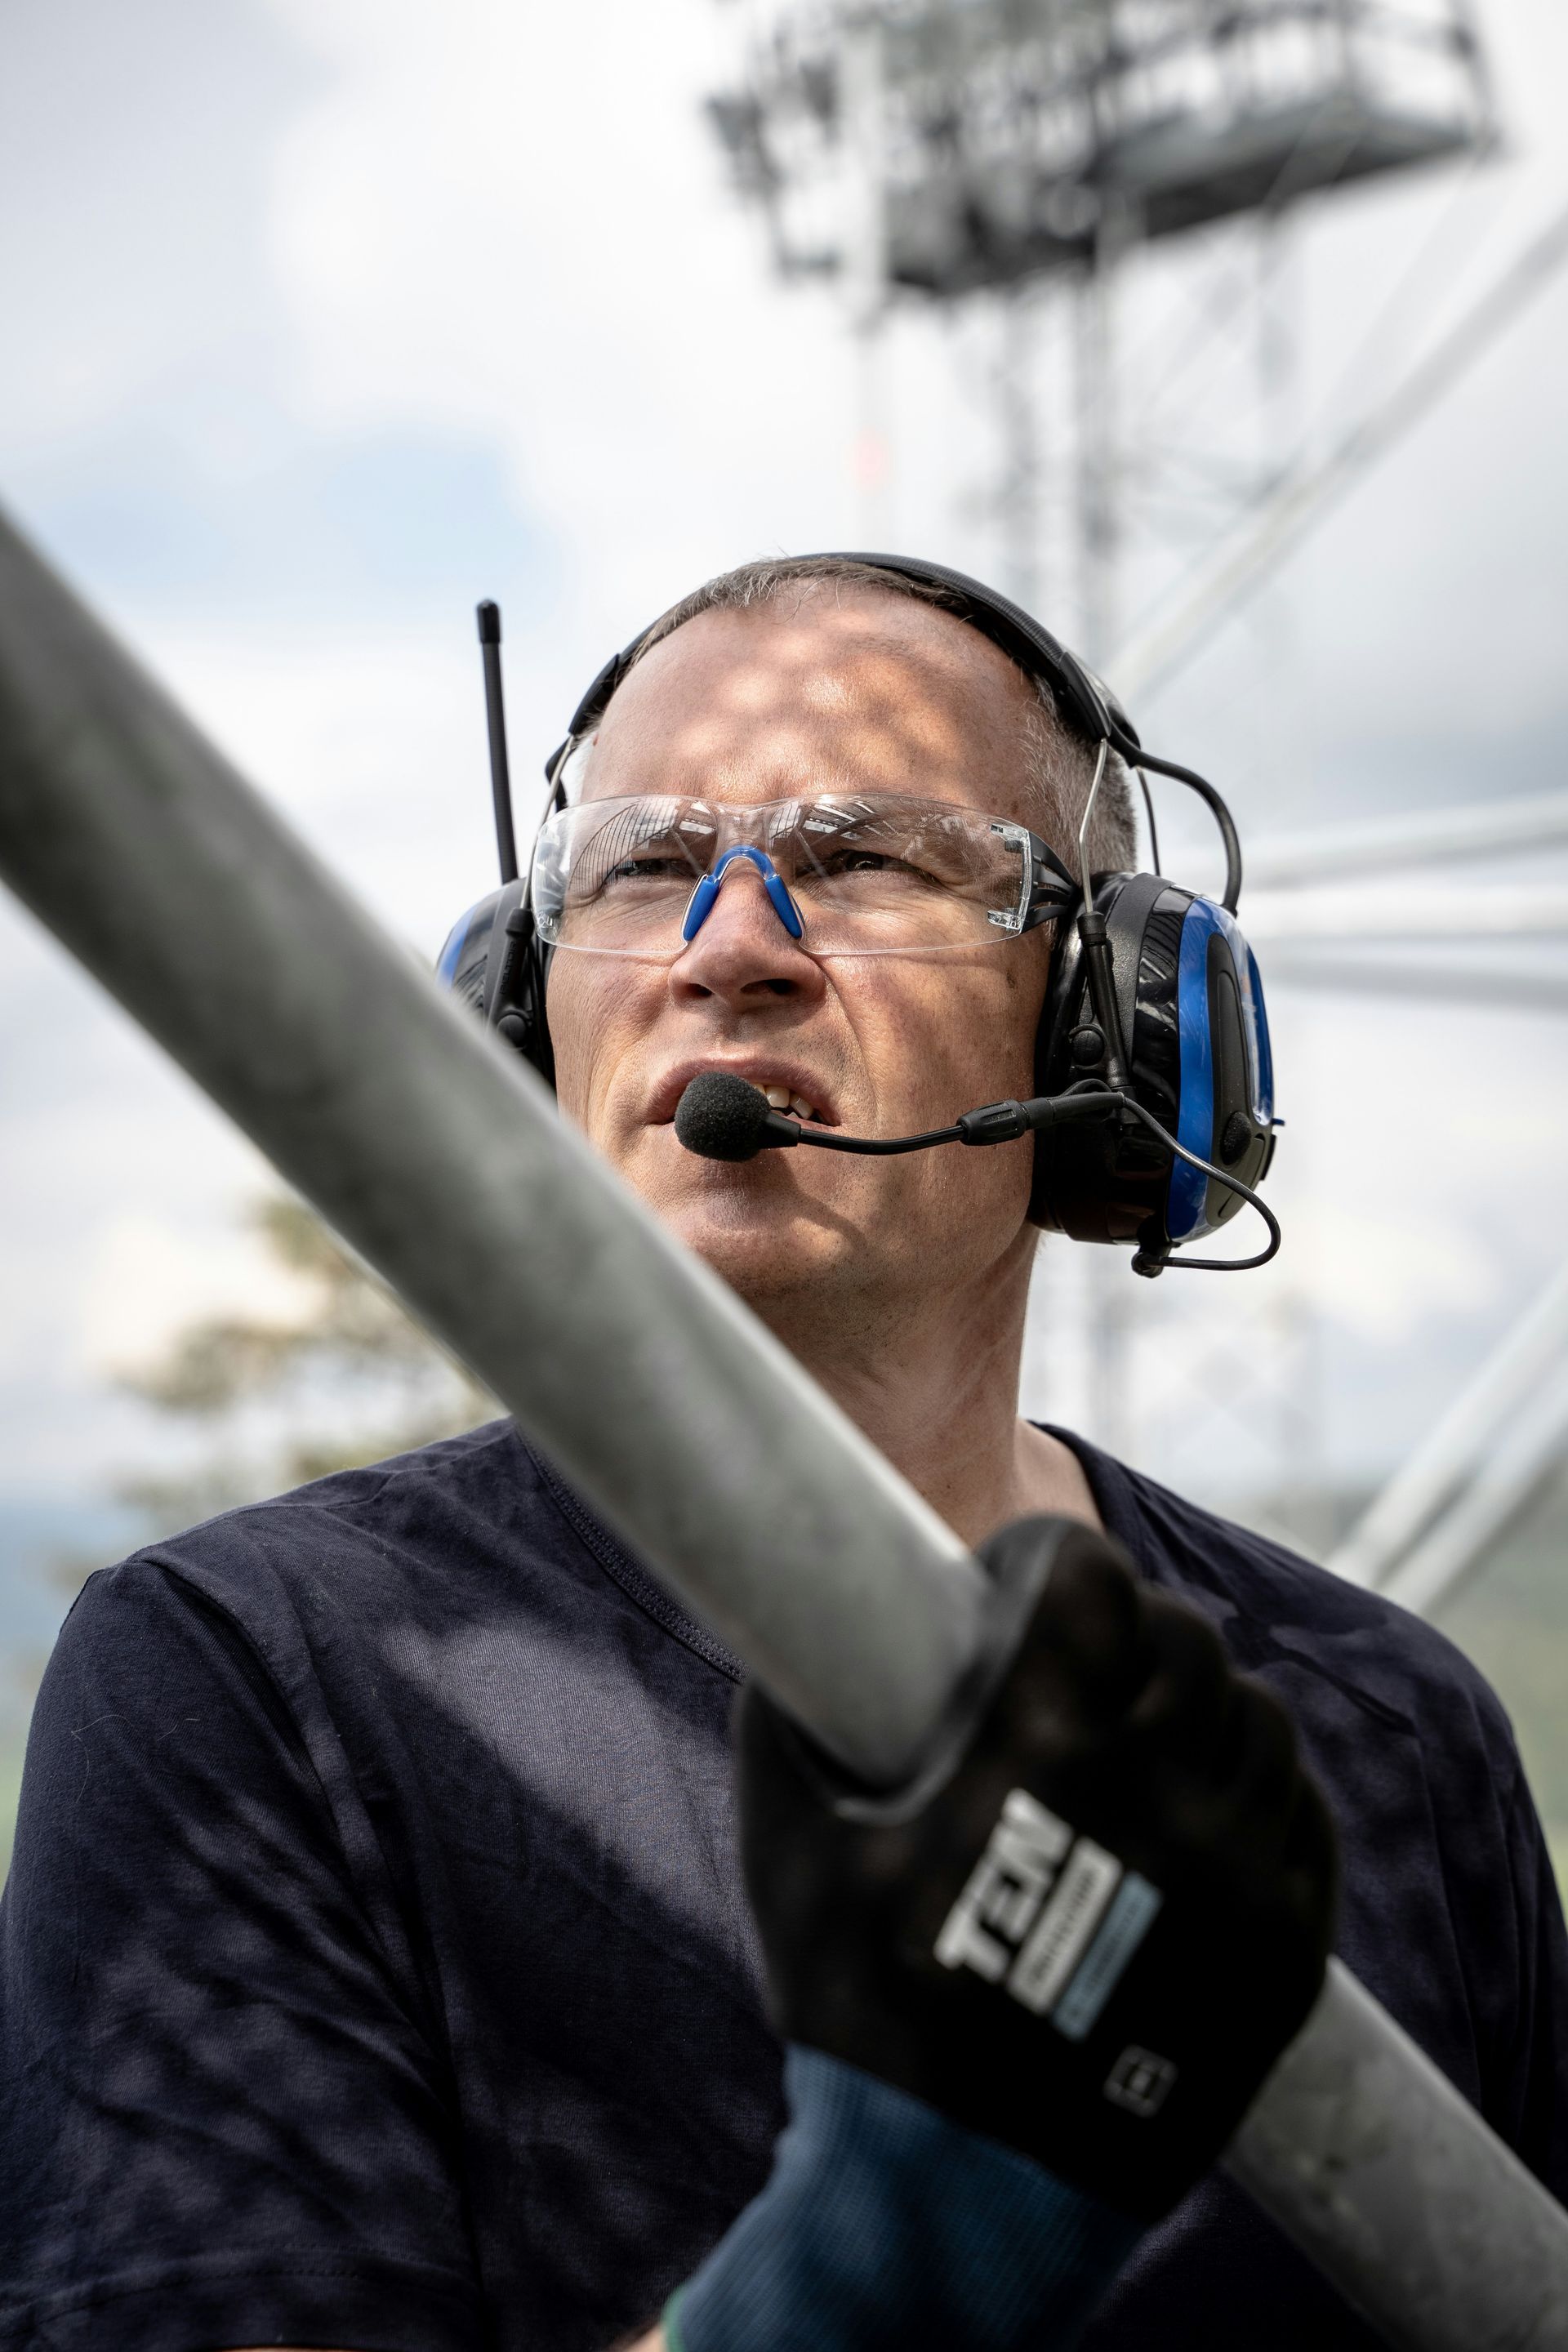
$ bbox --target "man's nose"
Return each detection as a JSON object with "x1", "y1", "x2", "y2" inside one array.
[{"x1": 669, "y1": 858, "x2": 826, "y2": 1011}]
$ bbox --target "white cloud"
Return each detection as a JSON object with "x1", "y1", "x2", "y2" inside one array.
[
  {"x1": 78, "y1": 1212, "x2": 312, "y2": 1380},
  {"x1": 1285, "y1": 1199, "x2": 1498, "y2": 1348},
  {"x1": 131, "y1": 619, "x2": 501, "y2": 953},
  {"x1": 260, "y1": 0, "x2": 862, "y2": 636},
  {"x1": 0, "y1": 0, "x2": 313, "y2": 448}
]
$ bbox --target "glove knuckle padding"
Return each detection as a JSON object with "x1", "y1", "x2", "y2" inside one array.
[{"x1": 737, "y1": 1516, "x2": 1338, "y2": 2220}]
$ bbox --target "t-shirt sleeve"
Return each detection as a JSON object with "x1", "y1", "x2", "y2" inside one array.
[{"x1": 0, "y1": 1558, "x2": 483, "y2": 2352}]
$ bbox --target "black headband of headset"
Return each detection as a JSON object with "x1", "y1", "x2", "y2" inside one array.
[{"x1": 546, "y1": 550, "x2": 1243, "y2": 910}]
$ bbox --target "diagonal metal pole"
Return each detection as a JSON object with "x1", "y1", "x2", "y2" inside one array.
[
  {"x1": 1112, "y1": 196, "x2": 1568, "y2": 704},
  {"x1": 0, "y1": 507, "x2": 1565, "y2": 2349},
  {"x1": 1329, "y1": 1258, "x2": 1568, "y2": 1595},
  {"x1": 1245, "y1": 790, "x2": 1568, "y2": 891},
  {"x1": 1379, "y1": 1369, "x2": 1568, "y2": 1620},
  {"x1": 1241, "y1": 884, "x2": 1568, "y2": 943},
  {"x1": 1263, "y1": 954, "x2": 1568, "y2": 1014}
]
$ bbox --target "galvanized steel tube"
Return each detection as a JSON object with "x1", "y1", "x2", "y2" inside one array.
[{"x1": 1232, "y1": 1961, "x2": 1568, "y2": 2350}]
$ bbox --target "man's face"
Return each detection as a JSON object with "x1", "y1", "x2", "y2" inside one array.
[{"x1": 546, "y1": 590, "x2": 1055, "y2": 1318}]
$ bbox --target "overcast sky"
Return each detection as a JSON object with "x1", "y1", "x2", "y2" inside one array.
[{"x1": 2, "y1": 0, "x2": 1567, "y2": 1537}]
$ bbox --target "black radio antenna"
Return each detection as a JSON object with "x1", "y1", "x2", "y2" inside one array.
[{"x1": 476, "y1": 600, "x2": 519, "y2": 885}]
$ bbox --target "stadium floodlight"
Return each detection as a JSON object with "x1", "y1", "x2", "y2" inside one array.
[{"x1": 708, "y1": 0, "x2": 1495, "y2": 305}]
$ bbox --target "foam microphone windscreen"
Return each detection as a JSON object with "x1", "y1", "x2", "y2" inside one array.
[{"x1": 675, "y1": 1071, "x2": 776, "y2": 1161}]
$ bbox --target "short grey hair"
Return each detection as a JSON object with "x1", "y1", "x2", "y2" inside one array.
[{"x1": 590, "y1": 555, "x2": 1138, "y2": 881}]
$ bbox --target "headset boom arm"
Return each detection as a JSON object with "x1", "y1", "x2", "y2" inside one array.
[{"x1": 0, "y1": 506, "x2": 1563, "y2": 2351}]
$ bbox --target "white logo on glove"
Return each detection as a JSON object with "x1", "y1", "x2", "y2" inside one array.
[{"x1": 933, "y1": 1787, "x2": 1165, "y2": 2043}]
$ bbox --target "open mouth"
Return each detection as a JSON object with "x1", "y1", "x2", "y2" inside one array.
[{"x1": 650, "y1": 1062, "x2": 842, "y2": 1131}]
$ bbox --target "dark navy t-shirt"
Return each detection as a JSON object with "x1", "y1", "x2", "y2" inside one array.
[{"x1": 2, "y1": 1418, "x2": 1564, "y2": 2351}]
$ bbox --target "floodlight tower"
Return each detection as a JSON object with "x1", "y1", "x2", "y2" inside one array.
[{"x1": 708, "y1": 0, "x2": 1494, "y2": 644}]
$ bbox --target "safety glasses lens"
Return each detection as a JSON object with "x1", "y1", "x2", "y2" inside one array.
[{"x1": 532, "y1": 796, "x2": 1034, "y2": 959}]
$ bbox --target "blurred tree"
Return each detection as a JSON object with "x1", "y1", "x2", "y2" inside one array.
[
  {"x1": 114, "y1": 1192, "x2": 497, "y2": 1532},
  {"x1": 2, "y1": 1192, "x2": 495, "y2": 1870}
]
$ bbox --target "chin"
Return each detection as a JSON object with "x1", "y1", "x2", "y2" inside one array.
[{"x1": 654, "y1": 1183, "x2": 855, "y2": 1303}]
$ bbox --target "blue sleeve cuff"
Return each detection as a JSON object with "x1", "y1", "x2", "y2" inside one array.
[{"x1": 667, "y1": 2045, "x2": 1142, "y2": 2352}]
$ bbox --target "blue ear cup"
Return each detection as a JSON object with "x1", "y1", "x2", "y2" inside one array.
[
  {"x1": 437, "y1": 889, "x2": 508, "y2": 1012},
  {"x1": 437, "y1": 879, "x2": 555, "y2": 1086},
  {"x1": 1030, "y1": 873, "x2": 1275, "y2": 1250},
  {"x1": 1165, "y1": 898, "x2": 1274, "y2": 1246}
]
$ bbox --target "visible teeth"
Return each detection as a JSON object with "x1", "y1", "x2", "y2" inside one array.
[{"x1": 760, "y1": 1082, "x2": 821, "y2": 1121}]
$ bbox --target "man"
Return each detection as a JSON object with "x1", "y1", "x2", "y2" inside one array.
[{"x1": 1, "y1": 555, "x2": 1563, "y2": 2350}]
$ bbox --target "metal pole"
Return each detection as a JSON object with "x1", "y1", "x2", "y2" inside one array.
[
  {"x1": 1113, "y1": 198, "x2": 1568, "y2": 702},
  {"x1": 1242, "y1": 883, "x2": 1568, "y2": 943},
  {"x1": 1263, "y1": 954, "x2": 1568, "y2": 1015},
  {"x1": 1380, "y1": 1370, "x2": 1568, "y2": 1619},
  {"x1": 1247, "y1": 790, "x2": 1568, "y2": 890},
  {"x1": 0, "y1": 506, "x2": 1565, "y2": 2348},
  {"x1": 1232, "y1": 1960, "x2": 1568, "y2": 2351},
  {"x1": 995, "y1": 285, "x2": 1044, "y2": 614},
  {"x1": 1072, "y1": 221, "x2": 1137, "y2": 1466},
  {"x1": 841, "y1": 16, "x2": 893, "y2": 546},
  {"x1": 1328, "y1": 1258, "x2": 1568, "y2": 1592},
  {"x1": 1074, "y1": 232, "x2": 1119, "y2": 671}
]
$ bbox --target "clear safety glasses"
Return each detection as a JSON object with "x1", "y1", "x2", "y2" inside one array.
[{"x1": 531, "y1": 794, "x2": 1079, "y2": 962}]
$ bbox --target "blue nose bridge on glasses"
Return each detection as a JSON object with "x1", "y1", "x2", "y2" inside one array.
[{"x1": 680, "y1": 844, "x2": 805, "y2": 945}]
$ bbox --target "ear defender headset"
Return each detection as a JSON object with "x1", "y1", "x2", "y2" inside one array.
[{"x1": 436, "y1": 560, "x2": 1281, "y2": 1277}]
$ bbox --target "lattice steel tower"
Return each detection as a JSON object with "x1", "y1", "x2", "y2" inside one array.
[{"x1": 709, "y1": 0, "x2": 1494, "y2": 654}]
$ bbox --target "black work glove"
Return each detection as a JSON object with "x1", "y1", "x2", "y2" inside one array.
[{"x1": 737, "y1": 1514, "x2": 1338, "y2": 2221}]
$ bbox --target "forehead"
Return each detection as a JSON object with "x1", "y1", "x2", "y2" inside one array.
[{"x1": 580, "y1": 589, "x2": 1041, "y2": 821}]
